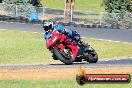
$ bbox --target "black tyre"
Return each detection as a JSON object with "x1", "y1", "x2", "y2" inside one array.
[
  {"x1": 54, "y1": 47, "x2": 73, "y2": 65},
  {"x1": 74, "y1": 58, "x2": 82, "y2": 62},
  {"x1": 52, "y1": 54, "x2": 58, "y2": 60},
  {"x1": 88, "y1": 51, "x2": 98, "y2": 63}
]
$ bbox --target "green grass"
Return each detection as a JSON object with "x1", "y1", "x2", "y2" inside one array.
[
  {"x1": 0, "y1": 78, "x2": 131, "y2": 88},
  {"x1": 41, "y1": 0, "x2": 104, "y2": 12},
  {"x1": 0, "y1": 29, "x2": 132, "y2": 65},
  {"x1": 83, "y1": 38, "x2": 132, "y2": 59},
  {"x1": 0, "y1": 30, "x2": 54, "y2": 65}
]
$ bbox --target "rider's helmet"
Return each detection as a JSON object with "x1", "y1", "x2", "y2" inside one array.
[{"x1": 43, "y1": 20, "x2": 53, "y2": 32}]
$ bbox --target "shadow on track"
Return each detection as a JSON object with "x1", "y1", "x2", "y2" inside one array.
[
  {"x1": 49, "y1": 58, "x2": 132, "y2": 66},
  {"x1": 0, "y1": 58, "x2": 131, "y2": 70}
]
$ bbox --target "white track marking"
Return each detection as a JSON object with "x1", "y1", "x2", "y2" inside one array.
[
  {"x1": 0, "y1": 29, "x2": 131, "y2": 44},
  {"x1": 80, "y1": 37, "x2": 131, "y2": 44},
  {"x1": 99, "y1": 56, "x2": 132, "y2": 61},
  {"x1": 87, "y1": 37, "x2": 131, "y2": 44}
]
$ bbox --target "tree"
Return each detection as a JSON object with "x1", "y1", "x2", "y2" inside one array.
[
  {"x1": 64, "y1": 0, "x2": 75, "y2": 23},
  {"x1": 2, "y1": 0, "x2": 30, "y2": 4},
  {"x1": 103, "y1": 0, "x2": 132, "y2": 13},
  {"x1": 31, "y1": 0, "x2": 42, "y2": 7},
  {"x1": 102, "y1": 0, "x2": 132, "y2": 28},
  {"x1": 2, "y1": 0, "x2": 42, "y2": 7},
  {"x1": 0, "y1": 0, "x2": 2, "y2": 3}
]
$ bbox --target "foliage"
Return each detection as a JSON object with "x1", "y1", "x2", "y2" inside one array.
[
  {"x1": 0, "y1": 0, "x2": 2, "y2": 3},
  {"x1": 2, "y1": 0, "x2": 29, "y2": 4},
  {"x1": 102, "y1": 0, "x2": 132, "y2": 13},
  {"x1": 2, "y1": 0, "x2": 42, "y2": 7},
  {"x1": 102, "y1": 12, "x2": 132, "y2": 28},
  {"x1": 31, "y1": 0, "x2": 42, "y2": 7},
  {"x1": 102, "y1": 0, "x2": 132, "y2": 28}
]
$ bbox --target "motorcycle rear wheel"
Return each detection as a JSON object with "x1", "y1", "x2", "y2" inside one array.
[{"x1": 54, "y1": 47, "x2": 74, "y2": 65}]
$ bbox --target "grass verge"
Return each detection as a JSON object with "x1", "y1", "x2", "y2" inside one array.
[
  {"x1": 41, "y1": 0, "x2": 104, "y2": 12},
  {"x1": 0, "y1": 78, "x2": 131, "y2": 88},
  {"x1": 0, "y1": 29, "x2": 132, "y2": 65}
]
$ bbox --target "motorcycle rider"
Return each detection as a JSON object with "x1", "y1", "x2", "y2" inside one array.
[
  {"x1": 43, "y1": 20, "x2": 81, "y2": 42},
  {"x1": 43, "y1": 20, "x2": 88, "y2": 60}
]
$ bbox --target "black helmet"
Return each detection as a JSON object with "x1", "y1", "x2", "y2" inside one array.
[{"x1": 43, "y1": 20, "x2": 53, "y2": 31}]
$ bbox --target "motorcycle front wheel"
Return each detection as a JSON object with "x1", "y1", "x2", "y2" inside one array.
[
  {"x1": 53, "y1": 47, "x2": 74, "y2": 65},
  {"x1": 87, "y1": 51, "x2": 98, "y2": 63}
]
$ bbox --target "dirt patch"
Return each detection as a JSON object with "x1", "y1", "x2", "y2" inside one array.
[{"x1": 0, "y1": 66, "x2": 132, "y2": 80}]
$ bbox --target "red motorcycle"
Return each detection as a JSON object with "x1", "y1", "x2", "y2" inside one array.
[{"x1": 45, "y1": 30, "x2": 98, "y2": 65}]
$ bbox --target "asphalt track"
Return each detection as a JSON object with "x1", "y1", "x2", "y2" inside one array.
[
  {"x1": 0, "y1": 58, "x2": 132, "y2": 70},
  {"x1": 0, "y1": 22, "x2": 132, "y2": 42},
  {"x1": 0, "y1": 22, "x2": 132, "y2": 67}
]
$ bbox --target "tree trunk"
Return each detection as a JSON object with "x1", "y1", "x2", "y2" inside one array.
[{"x1": 64, "y1": 0, "x2": 75, "y2": 23}]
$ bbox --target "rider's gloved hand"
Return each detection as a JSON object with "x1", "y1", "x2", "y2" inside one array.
[
  {"x1": 72, "y1": 31, "x2": 77, "y2": 36},
  {"x1": 78, "y1": 39, "x2": 83, "y2": 43},
  {"x1": 73, "y1": 33, "x2": 81, "y2": 41},
  {"x1": 61, "y1": 30, "x2": 67, "y2": 35}
]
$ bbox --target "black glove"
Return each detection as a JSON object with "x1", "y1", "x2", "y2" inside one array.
[
  {"x1": 72, "y1": 31, "x2": 78, "y2": 36},
  {"x1": 61, "y1": 30, "x2": 67, "y2": 35}
]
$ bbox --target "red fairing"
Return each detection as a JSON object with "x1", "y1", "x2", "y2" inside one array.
[
  {"x1": 56, "y1": 44, "x2": 65, "y2": 51},
  {"x1": 46, "y1": 30, "x2": 65, "y2": 49},
  {"x1": 46, "y1": 30, "x2": 78, "y2": 61},
  {"x1": 67, "y1": 44, "x2": 78, "y2": 60}
]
